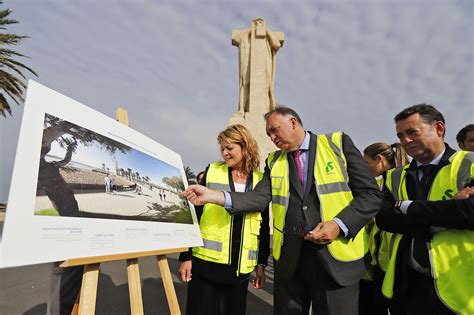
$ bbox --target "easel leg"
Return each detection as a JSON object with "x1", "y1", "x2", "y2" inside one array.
[
  {"x1": 157, "y1": 255, "x2": 181, "y2": 315},
  {"x1": 127, "y1": 258, "x2": 144, "y2": 315},
  {"x1": 71, "y1": 293, "x2": 79, "y2": 315},
  {"x1": 78, "y1": 263, "x2": 100, "y2": 315}
]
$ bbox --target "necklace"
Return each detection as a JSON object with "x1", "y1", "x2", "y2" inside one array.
[{"x1": 233, "y1": 169, "x2": 247, "y2": 178}]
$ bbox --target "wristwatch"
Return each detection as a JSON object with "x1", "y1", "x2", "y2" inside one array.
[{"x1": 257, "y1": 264, "x2": 267, "y2": 269}]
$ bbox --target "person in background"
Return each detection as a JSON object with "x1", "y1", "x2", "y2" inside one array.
[
  {"x1": 104, "y1": 174, "x2": 110, "y2": 194},
  {"x1": 47, "y1": 265, "x2": 83, "y2": 315},
  {"x1": 111, "y1": 178, "x2": 117, "y2": 194},
  {"x1": 456, "y1": 124, "x2": 474, "y2": 151},
  {"x1": 360, "y1": 142, "x2": 409, "y2": 315},
  {"x1": 178, "y1": 124, "x2": 270, "y2": 315},
  {"x1": 196, "y1": 171, "x2": 205, "y2": 185}
]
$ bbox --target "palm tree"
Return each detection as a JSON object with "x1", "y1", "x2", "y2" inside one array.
[
  {"x1": 0, "y1": 2, "x2": 38, "y2": 117},
  {"x1": 184, "y1": 166, "x2": 196, "y2": 184}
]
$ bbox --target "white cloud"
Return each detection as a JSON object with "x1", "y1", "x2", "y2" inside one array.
[{"x1": 1, "y1": 0, "x2": 472, "y2": 202}]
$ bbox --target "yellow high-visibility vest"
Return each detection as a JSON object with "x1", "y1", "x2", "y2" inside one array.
[
  {"x1": 268, "y1": 131, "x2": 368, "y2": 262},
  {"x1": 363, "y1": 178, "x2": 386, "y2": 281},
  {"x1": 382, "y1": 151, "x2": 474, "y2": 314},
  {"x1": 192, "y1": 163, "x2": 264, "y2": 275},
  {"x1": 378, "y1": 168, "x2": 405, "y2": 298}
]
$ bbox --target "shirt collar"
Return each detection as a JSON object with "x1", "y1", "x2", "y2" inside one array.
[
  {"x1": 416, "y1": 148, "x2": 445, "y2": 167},
  {"x1": 298, "y1": 132, "x2": 310, "y2": 151}
]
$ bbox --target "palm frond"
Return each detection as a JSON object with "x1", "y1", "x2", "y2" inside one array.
[
  {"x1": 0, "y1": 2, "x2": 37, "y2": 118},
  {"x1": 0, "y1": 9, "x2": 18, "y2": 26},
  {"x1": 0, "y1": 92, "x2": 10, "y2": 117},
  {"x1": 0, "y1": 57, "x2": 38, "y2": 77},
  {"x1": 0, "y1": 48, "x2": 26, "y2": 58},
  {"x1": 0, "y1": 34, "x2": 27, "y2": 45}
]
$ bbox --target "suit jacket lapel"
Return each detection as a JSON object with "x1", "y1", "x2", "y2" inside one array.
[{"x1": 303, "y1": 133, "x2": 317, "y2": 197}]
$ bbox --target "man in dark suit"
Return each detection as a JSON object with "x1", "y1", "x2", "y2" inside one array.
[
  {"x1": 376, "y1": 104, "x2": 474, "y2": 314},
  {"x1": 184, "y1": 106, "x2": 382, "y2": 314}
]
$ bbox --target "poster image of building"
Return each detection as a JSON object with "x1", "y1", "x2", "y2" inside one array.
[{"x1": 35, "y1": 113, "x2": 193, "y2": 224}]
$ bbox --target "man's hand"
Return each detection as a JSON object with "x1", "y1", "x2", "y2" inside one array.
[
  {"x1": 181, "y1": 184, "x2": 225, "y2": 206},
  {"x1": 304, "y1": 220, "x2": 341, "y2": 245},
  {"x1": 179, "y1": 260, "x2": 192, "y2": 282},
  {"x1": 453, "y1": 187, "x2": 474, "y2": 200},
  {"x1": 252, "y1": 266, "x2": 266, "y2": 289}
]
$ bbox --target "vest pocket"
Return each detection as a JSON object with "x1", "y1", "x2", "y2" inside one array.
[
  {"x1": 271, "y1": 176, "x2": 284, "y2": 190},
  {"x1": 250, "y1": 217, "x2": 262, "y2": 236}
]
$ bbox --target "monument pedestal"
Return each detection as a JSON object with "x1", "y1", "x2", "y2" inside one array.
[{"x1": 229, "y1": 111, "x2": 276, "y2": 169}]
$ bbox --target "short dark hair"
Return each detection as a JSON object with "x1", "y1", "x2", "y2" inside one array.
[
  {"x1": 456, "y1": 124, "x2": 474, "y2": 144},
  {"x1": 394, "y1": 103, "x2": 445, "y2": 125},
  {"x1": 264, "y1": 105, "x2": 303, "y2": 127}
]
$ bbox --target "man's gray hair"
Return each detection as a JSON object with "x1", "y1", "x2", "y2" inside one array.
[{"x1": 264, "y1": 105, "x2": 303, "y2": 127}]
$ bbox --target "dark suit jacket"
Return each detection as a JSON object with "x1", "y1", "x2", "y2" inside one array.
[{"x1": 229, "y1": 132, "x2": 382, "y2": 286}]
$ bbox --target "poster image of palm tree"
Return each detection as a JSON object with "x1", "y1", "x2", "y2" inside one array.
[{"x1": 34, "y1": 113, "x2": 193, "y2": 224}]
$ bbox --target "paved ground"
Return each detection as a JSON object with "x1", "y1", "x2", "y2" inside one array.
[
  {"x1": 35, "y1": 184, "x2": 183, "y2": 218},
  {"x1": 0, "y1": 253, "x2": 274, "y2": 314}
]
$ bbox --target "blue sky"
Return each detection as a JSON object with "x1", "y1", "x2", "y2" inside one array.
[{"x1": 1, "y1": 0, "x2": 473, "y2": 202}]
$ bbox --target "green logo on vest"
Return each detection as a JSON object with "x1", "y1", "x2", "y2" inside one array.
[
  {"x1": 325, "y1": 161, "x2": 334, "y2": 173},
  {"x1": 441, "y1": 189, "x2": 454, "y2": 200}
]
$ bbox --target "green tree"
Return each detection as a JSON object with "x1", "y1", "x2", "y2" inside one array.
[
  {"x1": 0, "y1": 1, "x2": 38, "y2": 117},
  {"x1": 162, "y1": 176, "x2": 170, "y2": 189},
  {"x1": 168, "y1": 176, "x2": 185, "y2": 192},
  {"x1": 38, "y1": 113, "x2": 131, "y2": 217},
  {"x1": 184, "y1": 166, "x2": 196, "y2": 184}
]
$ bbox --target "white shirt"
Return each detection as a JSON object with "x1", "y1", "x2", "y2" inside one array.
[
  {"x1": 399, "y1": 148, "x2": 446, "y2": 213},
  {"x1": 233, "y1": 182, "x2": 246, "y2": 193}
]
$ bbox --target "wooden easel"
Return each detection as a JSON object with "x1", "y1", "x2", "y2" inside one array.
[{"x1": 62, "y1": 108, "x2": 187, "y2": 314}]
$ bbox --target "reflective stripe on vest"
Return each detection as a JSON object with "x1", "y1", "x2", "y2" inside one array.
[
  {"x1": 268, "y1": 131, "x2": 368, "y2": 262},
  {"x1": 192, "y1": 163, "x2": 264, "y2": 275},
  {"x1": 383, "y1": 151, "x2": 474, "y2": 314}
]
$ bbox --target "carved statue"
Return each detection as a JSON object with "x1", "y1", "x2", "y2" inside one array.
[{"x1": 232, "y1": 18, "x2": 284, "y2": 114}]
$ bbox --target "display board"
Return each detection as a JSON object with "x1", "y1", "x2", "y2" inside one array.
[{"x1": 0, "y1": 80, "x2": 202, "y2": 268}]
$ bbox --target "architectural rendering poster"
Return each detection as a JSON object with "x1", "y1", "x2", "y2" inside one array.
[{"x1": 0, "y1": 80, "x2": 202, "y2": 268}]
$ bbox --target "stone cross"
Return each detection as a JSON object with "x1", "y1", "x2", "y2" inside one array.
[{"x1": 232, "y1": 17, "x2": 284, "y2": 115}]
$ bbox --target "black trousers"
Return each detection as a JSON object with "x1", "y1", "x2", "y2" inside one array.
[
  {"x1": 359, "y1": 279, "x2": 389, "y2": 315},
  {"x1": 185, "y1": 273, "x2": 250, "y2": 315},
  {"x1": 394, "y1": 267, "x2": 455, "y2": 315},
  {"x1": 274, "y1": 243, "x2": 359, "y2": 315},
  {"x1": 47, "y1": 264, "x2": 84, "y2": 315}
]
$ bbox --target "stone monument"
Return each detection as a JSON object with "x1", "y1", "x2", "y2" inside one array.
[{"x1": 229, "y1": 17, "x2": 284, "y2": 168}]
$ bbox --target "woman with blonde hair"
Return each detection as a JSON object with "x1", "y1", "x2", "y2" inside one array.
[
  {"x1": 178, "y1": 124, "x2": 269, "y2": 315},
  {"x1": 359, "y1": 142, "x2": 409, "y2": 315}
]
